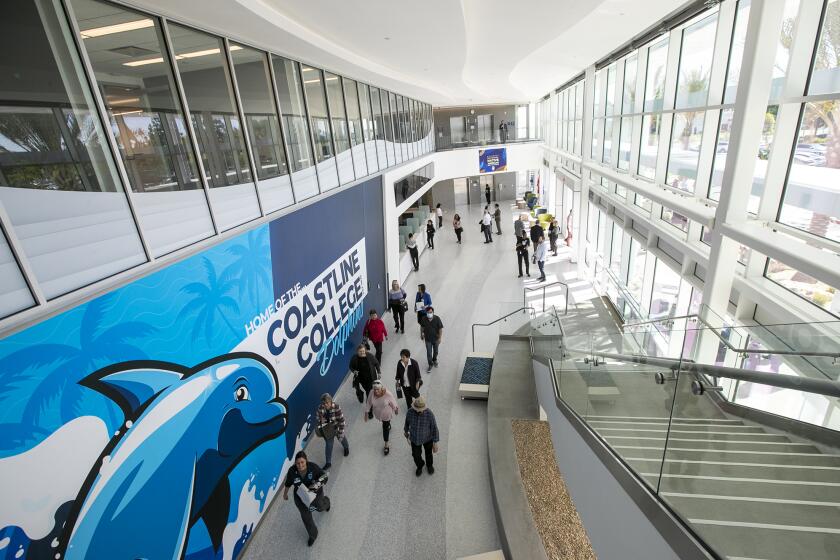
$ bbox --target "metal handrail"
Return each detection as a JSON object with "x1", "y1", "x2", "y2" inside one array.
[
  {"x1": 562, "y1": 347, "x2": 840, "y2": 399},
  {"x1": 523, "y1": 281, "x2": 569, "y2": 315},
  {"x1": 471, "y1": 306, "x2": 536, "y2": 351}
]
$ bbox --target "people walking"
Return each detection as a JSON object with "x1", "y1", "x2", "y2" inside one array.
[
  {"x1": 415, "y1": 284, "x2": 432, "y2": 324},
  {"x1": 419, "y1": 305, "x2": 443, "y2": 372},
  {"x1": 516, "y1": 231, "x2": 531, "y2": 278},
  {"x1": 316, "y1": 393, "x2": 349, "y2": 470},
  {"x1": 403, "y1": 396, "x2": 440, "y2": 476},
  {"x1": 406, "y1": 233, "x2": 420, "y2": 271},
  {"x1": 435, "y1": 203, "x2": 443, "y2": 228},
  {"x1": 530, "y1": 221, "x2": 544, "y2": 264},
  {"x1": 485, "y1": 184, "x2": 491, "y2": 205},
  {"x1": 349, "y1": 344, "x2": 380, "y2": 418},
  {"x1": 453, "y1": 214, "x2": 463, "y2": 243},
  {"x1": 388, "y1": 280, "x2": 407, "y2": 333},
  {"x1": 283, "y1": 451, "x2": 329, "y2": 546},
  {"x1": 364, "y1": 380, "x2": 399, "y2": 455},
  {"x1": 482, "y1": 209, "x2": 493, "y2": 243},
  {"x1": 548, "y1": 219, "x2": 559, "y2": 256},
  {"x1": 363, "y1": 309, "x2": 388, "y2": 364},
  {"x1": 494, "y1": 203, "x2": 502, "y2": 235},
  {"x1": 535, "y1": 235, "x2": 548, "y2": 282},
  {"x1": 426, "y1": 219, "x2": 435, "y2": 249},
  {"x1": 395, "y1": 348, "x2": 423, "y2": 409}
]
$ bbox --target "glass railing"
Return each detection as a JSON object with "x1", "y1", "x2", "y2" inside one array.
[{"x1": 534, "y1": 317, "x2": 840, "y2": 560}]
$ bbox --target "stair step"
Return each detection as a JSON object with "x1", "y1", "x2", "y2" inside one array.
[
  {"x1": 624, "y1": 457, "x2": 840, "y2": 482},
  {"x1": 615, "y1": 445, "x2": 840, "y2": 467},
  {"x1": 662, "y1": 493, "x2": 840, "y2": 529},
  {"x1": 584, "y1": 415, "x2": 743, "y2": 424},
  {"x1": 588, "y1": 419, "x2": 761, "y2": 431},
  {"x1": 648, "y1": 473, "x2": 840, "y2": 502},
  {"x1": 603, "y1": 435, "x2": 819, "y2": 453},
  {"x1": 596, "y1": 428, "x2": 789, "y2": 441}
]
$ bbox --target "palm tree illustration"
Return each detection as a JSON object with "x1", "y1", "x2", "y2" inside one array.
[
  {"x1": 0, "y1": 293, "x2": 156, "y2": 442},
  {"x1": 178, "y1": 256, "x2": 241, "y2": 343},
  {"x1": 222, "y1": 228, "x2": 271, "y2": 309}
]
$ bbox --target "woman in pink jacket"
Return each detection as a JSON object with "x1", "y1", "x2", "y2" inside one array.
[{"x1": 364, "y1": 380, "x2": 400, "y2": 455}]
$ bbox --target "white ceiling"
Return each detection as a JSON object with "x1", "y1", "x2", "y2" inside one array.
[{"x1": 128, "y1": 0, "x2": 689, "y2": 106}]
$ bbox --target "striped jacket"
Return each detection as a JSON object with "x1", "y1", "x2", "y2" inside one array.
[{"x1": 316, "y1": 401, "x2": 346, "y2": 438}]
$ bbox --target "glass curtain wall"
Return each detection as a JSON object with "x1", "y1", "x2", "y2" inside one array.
[
  {"x1": 324, "y1": 71, "x2": 354, "y2": 185},
  {"x1": 370, "y1": 86, "x2": 390, "y2": 168},
  {"x1": 388, "y1": 92, "x2": 402, "y2": 164},
  {"x1": 301, "y1": 65, "x2": 339, "y2": 191},
  {"x1": 342, "y1": 78, "x2": 368, "y2": 178}
]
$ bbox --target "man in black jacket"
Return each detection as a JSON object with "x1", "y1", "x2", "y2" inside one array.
[
  {"x1": 349, "y1": 344, "x2": 380, "y2": 418},
  {"x1": 516, "y1": 231, "x2": 531, "y2": 278},
  {"x1": 283, "y1": 451, "x2": 329, "y2": 546},
  {"x1": 395, "y1": 348, "x2": 422, "y2": 408},
  {"x1": 529, "y1": 222, "x2": 544, "y2": 264}
]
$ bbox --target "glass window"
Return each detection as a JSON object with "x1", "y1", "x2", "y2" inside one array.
[
  {"x1": 603, "y1": 117, "x2": 614, "y2": 163},
  {"x1": 324, "y1": 72, "x2": 354, "y2": 185},
  {"x1": 272, "y1": 56, "x2": 318, "y2": 200},
  {"x1": 650, "y1": 259, "x2": 683, "y2": 320},
  {"x1": 766, "y1": 258, "x2": 839, "y2": 316},
  {"x1": 724, "y1": 0, "x2": 751, "y2": 104},
  {"x1": 627, "y1": 237, "x2": 648, "y2": 304},
  {"x1": 808, "y1": 0, "x2": 839, "y2": 96},
  {"x1": 638, "y1": 114, "x2": 661, "y2": 180},
  {"x1": 370, "y1": 87, "x2": 391, "y2": 167},
  {"x1": 667, "y1": 111, "x2": 704, "y2": 193},
  {"x1": 0, "y1": 228, "x2": 34, "y2": 318},
  {"x1": 343, "y1": 78, "x2": 369, "y2": 177},
  {"x1": 168, "y1": 24, "x2": 260, "y2": 231},
  {"x1": 387, "y1": 91, "x2": 401, "y2": 164},
  {"x1": 610, "y1": 223, "x2": 624, "y2": 276},
  {"x1": 68, "y1": 0, "x2": 209, "y2": 260},
  {"x1": 606, "y1": 65, "x2": 617, "y2": 116},
  {"x1": 575, "y1": 81, "x2": 584, "y2": 119},
  {"x1": 359, "y1": 84, "x2": 380, "y2": 170},
  {"x1": 779, "y1": 101, "x2": 840, "y2": 242},
  {"x1": 770, "y1": 0, "x2": 801, "y2": 101},
  {"x1": 593, "y1": 70, "x2": 605, "y2": 118},
  {"x1": 661, "y1": 207, "x2": 690, "y2": 232},
  {"x1": 229, "y1": 43, "x2": 293, "y2": 213},
  {"x1": 618, "y1": 117, "x2": 632, "y2": 170},
  {"x1": 623, "y1": 54, "x2": 638, "y2": 113},
  {"x1": 301, "y1": 65, "x2": 339, "y2": 191},
  {"x1": 675, "y1": 13, "x2": 717, "y2": 109},
  {"x1": 395, "y1": 94, "x2": 406, "y2": 162},
  {"x1": 644, "y1": 39, "x2": 669, "y2": 112},
  {"x1": 635, "y1": 194, "x2": 652, "y2": 213},
  {"x1": 591, "y1": 118, "x2": 604, "y2": 160},
  {"x1": 587, "y1": 201, "x2": 598, "y2": 243}
]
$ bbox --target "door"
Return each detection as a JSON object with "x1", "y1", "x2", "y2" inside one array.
[{"x1": 453, "y1": 177, "x2": 468, "y2": 206}]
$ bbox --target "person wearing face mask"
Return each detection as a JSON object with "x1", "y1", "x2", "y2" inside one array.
[
  {"x1": 395, "y1": 348, "x2": 423, "y2": 409},
  {"x1": 418, "y1": 306, "x2": 444, "y2": 373}
]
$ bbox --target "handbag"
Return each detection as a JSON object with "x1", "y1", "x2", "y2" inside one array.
[
  {"x1": 400, "y1": 299, "x2": 408, "y2": 311},
  {"x1": 396, "y1": 385, "x2": 403, "y2": 399},
  {"x1": 315, "y1": 422, "x2": 337, "y2": 439}
]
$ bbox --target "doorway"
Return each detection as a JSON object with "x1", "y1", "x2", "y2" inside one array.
[{"x1": 453, "y1": 177, "x2": 468, "y2": 206}]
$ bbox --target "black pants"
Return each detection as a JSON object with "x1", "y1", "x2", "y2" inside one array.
[
  {"x1": 402, "y1": 386, "x2": 418, "y2": 409},
  {"x1": 390, "y1": 303, "x2": 405, "y2": 330},
  {"x1": 455, "y1": 228, "x2": 462, "y2": 242},
  {"x1": 495, "y1": 218, "x2": 502, "y2": 235},
  {"x1": 409, "y1": 247, "x2": 419, "y2": 270},
  {"x1": 411, "y1": 440, "x2": 434, "y2": 469},
  {"x1": 293, "y1": 489, "x2": 324, "y2": 540},
  {"x1": 382, "y1": 420, "x2": 391, "y2": 442},
  {"x1": 373, "y1": 340, "x2": 383, "y2": 364},
  {"x1": 427, "y1": 234, "x2": 434, "y2": 249},
  {"x1": 485, "y1": 193, "x2": 491, "y2": 204},
  {"x1": 518, "y1": 251, "x2": 530, "y2": 275},
  {"x1": 483, "y1": 226, "x2": 492, "y2": 243},
  {"x1": 437, "y1": 216, "x2": 443, "y2": 228}
]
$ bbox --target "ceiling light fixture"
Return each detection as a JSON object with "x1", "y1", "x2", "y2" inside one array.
[
  {"x1": 108, "y1": 97, "x2": 141, "y2": 105},
  {"x1": 80, "y1": 19, "x2": 154, "y2": 38},
  {"x1": 112, "y1": 109, "x2": 143, "y2": 116},
  {"x1": 123, "y1": 45, "x2": 242, "y2": 67},
  {"x1": 123, "y1": 57, "x2": 163, "y2": 67}
]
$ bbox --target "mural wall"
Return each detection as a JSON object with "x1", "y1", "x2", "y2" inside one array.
[{"x1": 0, "y1": 177, "x2": 385, "y2": 560}]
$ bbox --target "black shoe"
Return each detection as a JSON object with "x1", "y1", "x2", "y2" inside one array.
[
  {"x1": 308, "y1": 532, "x2": 318, "y2": 547},
  {"x1": 344, "y1": 446, "x2": 350, "y2": 456},
  {"x1": 518, "y1": 274, "x2": 522, "y2": 278},
  {"x1": 433, "y1": 361, "x2": 438, "y2": 367},
  {"x1": 416, "y1": 464, "x2": 424, "y2": 476},
  {"x1": 427, "y1": 465, "x2": 435, "y2": 475},
  {"x1": 384, "y1": 446, "x2": 390, "y2": 455},
  {"x1": 367, "y1": 409, "x2": 373, "y2": 419},
  {"x1": 324, "y1": 462, "x2": 331, "y2": 470},
  {"x1": 527, "y1": 273, "x2": 531, "y2": 277},
  {"x1": 401, "y1": 328, "x2": 405, "y2": 333},
  {"x1": 325, "y1": 498, "x2": 331, "y2": 512}
]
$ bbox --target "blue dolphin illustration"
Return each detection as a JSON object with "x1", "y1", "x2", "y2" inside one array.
[{"x1": 57, "y1": 352, "x2": 288, "y2": 560}]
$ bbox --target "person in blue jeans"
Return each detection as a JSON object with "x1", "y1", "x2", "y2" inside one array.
[
  {"x1": 316, "y1": 393, "x2": 349, "y2": 469},
  {"x1": 415, "y1": 284, "x2": 432, "y2": 324},
  {"x1": 535, "y1": 235, "x2": 548, "y2": 282},
  {"x1": 419, "y1": 306, "x2": 443, "y2": 373}
]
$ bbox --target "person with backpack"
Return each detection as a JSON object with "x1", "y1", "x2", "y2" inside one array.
[
  {"x1": 315, "y1": 393, "x2": 348, "y2": 470},
  {"x1": 349, "y1": 344, "x2": 380, "y2": 417},
  {"x1": 415, "y1": 284, "x2": 432, "y2": 324},
  {"x1": 363, "y1": 309, "x2": 388, "y2": 364},
  {"x1": 388, "y1": 280, "x2": 407, "y2": 333},
  {"x1": 395, "y1": 348, "x2": 423, "y2": 409},
  {"x1": 283, "y1": 450, "x2": 330, "y2": 546},
  {"x1": 406, "y1": 233, "x2": 420, "y2": 271},
  {"x1": 516, "y1": 230, "x2": 531, "y2": 278},
  {"x1": 363, "y1": 380, "x2": 399, "y2": 455}
]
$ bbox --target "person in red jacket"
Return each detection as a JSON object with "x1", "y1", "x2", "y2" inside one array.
[{"x1": 363, "y1": 309, "x2": 388, "y2": 364}]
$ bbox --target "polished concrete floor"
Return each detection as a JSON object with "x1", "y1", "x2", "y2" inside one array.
[{"x1": 242, "y1": 199, "x2": 578, "y2": 560}]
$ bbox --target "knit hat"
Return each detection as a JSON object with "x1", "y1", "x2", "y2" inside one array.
[{"x1": 412, "y1": 396, "x2": 426, "y2": 411}]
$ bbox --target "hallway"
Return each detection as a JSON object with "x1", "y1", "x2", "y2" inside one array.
[{"x1": 243, "y1": 200, "x2": 578, "y2": 560}]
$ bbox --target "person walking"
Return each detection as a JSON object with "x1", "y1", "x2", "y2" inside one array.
[
  {"x1": 395, "y1": 348, "x2": 422, "y2": 409},
  {"x1": 482, "y1": 209, "x2": 493, "y2": 243},
  {"x1": 403, "y1": 396, "x2": 440, "y2": 476},
  {"x1": 485, "y1": 184, "x2": 491, "y2": 205},
  {"x1": 364, "y1": 380, "x2": 399, "y2": 455},
  {"x1": 548, "y1": 219, "x2": 559, "y2": 256},
  {"x1": 516, "y1": 230, "x2": 531, "y2": 278},
  {"x1": 529, "y1": 221, "x2": 544, "y2": 264},
  {"x1": 535, "y1": 235, "x2": 548, "y2": 282},
  {"x1": 316, "y1": 393, "x2": 349, "y2": 470},
  {"x1": 435, "y1": 203, "x2": 443, "y2": 228},
  {"x1": 283, "y1": 451, "x2": 329, "y2": 546},
  {"x1": 406, "y1": 233, "x2": 420, "y2": 271},
  {"x1": 453, "y1": 214, "x2": 463, "y2": 243},
  {"x1": 349, "y1": 344, "x2": 380, "y2": 418},
  {"x1": 363, "y1": 309, "x2": 388, "y2": 364},
  {"x1": 419, "y1": 305, "x2": 443, "y2": 372},
  {"x1": 415, "y1": 284, "x2": 432, "y2": 324},
  {"x1": 494, "y1": 203, "x2": 502, "y2": 235},
  {"x1": 388, "y1": 280, "x2": 407, "y2": 333},
  {"x1": 426, "y1": 219, "x2": 436, "y2": 249}
]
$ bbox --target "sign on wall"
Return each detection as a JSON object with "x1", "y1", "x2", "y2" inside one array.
[
  {"x1": 0, "y1": 179, "x2": 384, "y2": 559},
  {"x1": 479, "y1": 147, "x2": 507, "y2": 173}
]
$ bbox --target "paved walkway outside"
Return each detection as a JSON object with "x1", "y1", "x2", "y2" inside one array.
[{"x1": 243, "y1": 199, "x2": 580, "y2": 560}]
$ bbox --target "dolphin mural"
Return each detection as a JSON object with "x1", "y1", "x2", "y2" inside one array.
[{"x1": 54, "y1": 353, "x2": 288, "y2": 560}]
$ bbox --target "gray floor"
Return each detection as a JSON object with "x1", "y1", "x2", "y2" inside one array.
[{"x1": 242, "y1": 200, "x2": 576, "y2": 560}]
